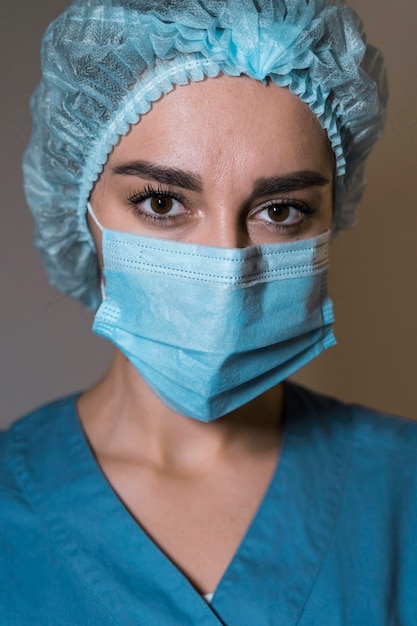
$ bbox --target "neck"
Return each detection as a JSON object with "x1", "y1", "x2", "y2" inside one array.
[{"x1": 78, "y1": 350, "x2": 284, "y2": 471}]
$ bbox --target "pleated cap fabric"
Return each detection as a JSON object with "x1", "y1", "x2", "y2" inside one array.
[{"x1": 23, "y1": 0, "x2": 388, "y2": 309}]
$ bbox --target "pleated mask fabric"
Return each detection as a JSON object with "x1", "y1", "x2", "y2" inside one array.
[{"x1": 89, "y1": 205, "x2": 336, "y2": 420}]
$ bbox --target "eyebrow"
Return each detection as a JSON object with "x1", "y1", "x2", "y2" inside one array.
[
  {"x1": 112, "y1": 160, "x2": 330, "y2": 196},
  {"x1": 112, "y1": 160, "x2": 203, "y2": 192},
  {"x1": 250, "y1": 171, "x2": 330, "y2": 199}
]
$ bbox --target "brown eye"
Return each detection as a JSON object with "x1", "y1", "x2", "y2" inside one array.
[
  {"x1": 150, "y1": 195, "x2": 174, "y2": 214},
  {"x1": 267, "y1": 205, "x2": 291, "y2": 222}
]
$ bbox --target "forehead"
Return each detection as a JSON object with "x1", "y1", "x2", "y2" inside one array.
[{"x1": 109, "y1": 74, "x2": 334, "y2": 178}]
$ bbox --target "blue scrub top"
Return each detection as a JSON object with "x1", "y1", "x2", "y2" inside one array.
[{"x1": 1, "y1": 382, "x2": 417, "y2": 625}]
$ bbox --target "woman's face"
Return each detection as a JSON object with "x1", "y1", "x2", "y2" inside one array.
[{"x1": 89, "y1": 74, "x2": 334, "y2": 250}]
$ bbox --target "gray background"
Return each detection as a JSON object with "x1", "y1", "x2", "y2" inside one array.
[{"x1": 1, "y1": 1, "x2": 416, "y2": 428}]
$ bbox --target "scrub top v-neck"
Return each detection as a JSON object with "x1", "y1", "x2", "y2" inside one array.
[{"x1": 2, "y1": 382, "x2": 417, "y2": 625}]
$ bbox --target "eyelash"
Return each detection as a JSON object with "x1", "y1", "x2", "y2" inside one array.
[
  {"x1": 252, "y1": 199, "x2": 317, "y2": 232},
  {"x1": 126, "y1": 184, "x2": 318, "y2": 231},
  {"x1": 126, "y1": 183, "x2": 187, "y2": 225}
]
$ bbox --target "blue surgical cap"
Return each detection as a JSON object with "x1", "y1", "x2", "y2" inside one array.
[{"x1": 23, "y1": 0, "x2": 387, "y2": 309}]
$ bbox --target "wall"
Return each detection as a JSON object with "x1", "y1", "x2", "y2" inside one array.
[{"x1": 0, "y1": 0, "x2": 416, "y2": 427}]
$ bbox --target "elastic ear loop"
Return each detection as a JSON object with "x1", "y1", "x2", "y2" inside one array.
[
  {"x1": 87, "y1": 202, "x2": 104, "y2": 232},
  {"x1": 87, "y1": 203, "x2": 106, "y2": 300}
]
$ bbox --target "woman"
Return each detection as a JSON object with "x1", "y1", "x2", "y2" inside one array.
[{"x1": 1, "y1": 0, "x2": 416, "y2": 624}]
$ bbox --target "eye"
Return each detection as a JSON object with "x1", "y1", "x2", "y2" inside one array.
[
  {"x1": 263, "y1": 204, "x2": 300, "y2": 224},
  {"x1": 248, "y1": 198, "x2": 318, "y2": 235},
  {"x1": 255, "y1": 200, "x2": 309, "y2": 226},
  {"x1": 141, "y1": 194, "x2": 184, "y2": 216},
  {"x1": 126, "y1": 185, "x2": 189, "y2": 226}
]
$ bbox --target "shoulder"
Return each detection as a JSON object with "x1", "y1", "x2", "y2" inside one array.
[
  {"x1": 286, "y1": 381, "x2": 417, "y2": 508},
  {"x1": 286, "y1": 380, "x2": 417, "y2": 453},
  {"x1": 0, "y1": 394, "x2": 80, "y2": 497},
  {"x1": 287, "y1": 385, "x2": 417, "y2": 620},
  {"x1": 0, "y1": 394, "x2": 81, "y2": 586},
  {"x1": 0, "y1": 396, "x2": 114, "y2": 623}
]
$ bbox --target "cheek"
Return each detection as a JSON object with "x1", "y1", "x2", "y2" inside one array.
[
  {"x1": 320, "y1": 198, "x2": 334, "y2": 234},
  {"x1": 87, "y1": 212, "x2": 104, "y2": 273},
  {"x1": 88, "y1": 165, "x2": 112, "y2": 272},
  {"x1": 326, "y1": 185, "x2": 335, "y2": 228}
]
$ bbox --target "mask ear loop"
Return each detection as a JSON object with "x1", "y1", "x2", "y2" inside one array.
[
  {"x1": 87, "y1": 203, "x2": 106, "y2": 300},
  {"x1": 87, "y1": 202, "x2": 104, "y2": 232}
]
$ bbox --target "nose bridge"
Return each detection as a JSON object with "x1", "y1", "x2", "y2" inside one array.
[
  {"x1": 193, "y1": 202, "x2": 250, "y2": 249},
  {"x1": 192, "y1": 160, "x2": 251, "y2": 248}
]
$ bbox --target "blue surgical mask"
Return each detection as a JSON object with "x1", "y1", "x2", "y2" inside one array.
[{"x1": 88, "y1": 204, "x2": 336, "y2": 422}]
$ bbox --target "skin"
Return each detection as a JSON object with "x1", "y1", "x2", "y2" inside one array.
[{"x1": 79, "y1": 74, "x2": 334, "y2": 594}]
